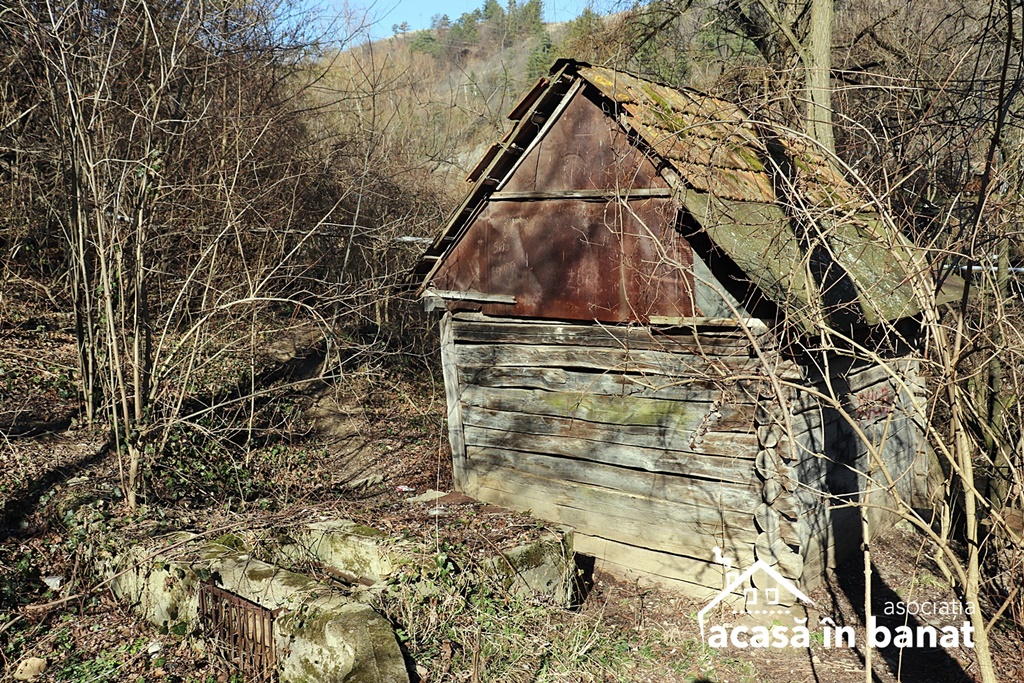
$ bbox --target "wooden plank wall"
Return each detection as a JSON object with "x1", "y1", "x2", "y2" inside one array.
[
  {"x1": 749, "y1": 387, "x2": 816, "y2": 592},
  {"x1": 778, "y1": 357, "x2": 928, "y2": 583},
  {"x1": 444, "y1": 312, "x2": 796, "y2": 596},
  {"x1": 442, "y1": 312, "x2": 926, "y2": 598}
]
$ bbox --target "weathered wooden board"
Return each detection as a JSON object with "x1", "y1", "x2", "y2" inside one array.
[
  {"x1": 462, "y1": 405, "x2": 760, "y2": 458},
  {"x1": 807, "y1": 357, "x2": 914, "y2": 396},
  {"x1": 438, "y1": 316, "x2": 926, "y2": 597},
  {"x1": 452, "y1": 319, "x2": 754, "y2": 355},
  {"x1": 796, "y1": 418, "x2": 919, "y2": 493},
  {"x1": 788, "y1": 482, "x2": 833, "y2": 521},
  {"x1": 465, "y1": 454, "x2": 761, "y2": 522},
  {"x1": 773, "y1": 388, "x2": 825, "y2": 416},
  {"x1": 439, "y1": 314, "x2": 468, "y2": 488},
  {"x1": 754, "y1": 531, "x2": 804, "y2": 580},
  {"x1": 756, "y1": 403, "x2": 837, "y2": 438},
  {"x1": 799, "y1": 491, "x2": 910, "y2": 583},
  {"x1": 459, "y1": 365, "x2": 762, "y2": 405},
  {"x1": 754, "y1": 503, "x2": 803, "y2": 548},
  {"x1": 459, "y1": 386, "x2": 755, "y2": 433},
  {"x1": 791, "y1": 374, "x2": 923, "y2": 520},
  {"x1": 798, "y1": 529, "x2": 830, "y2": 591},
  {"x1": 455, "y1": 343, "x2": 801, "y2": 379},
  {"x1": 452, "y1": 311, "x2": 769, "y2": 338},
  {"x1": 466, "y1": 444, "x2": 760, "y2": 508},
  {"x1": 796, "y1": 501, "x2": 831, "y2": 568},
  {"x1": 761, "y1": 483, "x2": 813, "y2": 521},
  {"x1": 573, "y1": 533, "x2": 743, "y2": 600},
  {"x1": 797, "y1": 364, "x2": 926, "y2": 450},
  {"x1": 791, "y1": 450, "x2": 834, "y2": 486},
  {"x1": 464, "y1": 466, "x2": 758, "y2": 566},
  {"x1": 769, "y1": 436, "x2": 803, "y2": 462},
  {"x1": 463, "y1": 424, "x2": 758, "y2": 483}
]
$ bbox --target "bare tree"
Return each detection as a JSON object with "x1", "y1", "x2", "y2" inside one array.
[
  {"x1": 713, "y1": 0, "x2": 837, "y2": 151},
  {"x1": 0, "y1": 0, "x2": 448, "y2": 506}
]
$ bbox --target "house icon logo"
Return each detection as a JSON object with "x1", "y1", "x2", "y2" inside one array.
[{"x1": 698, "y1": 547, "x2": 814, "y2": 647}]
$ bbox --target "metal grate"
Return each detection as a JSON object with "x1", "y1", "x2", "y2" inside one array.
[{"x1": 198, "y1": 582, "x2": 279, "y2": 682}]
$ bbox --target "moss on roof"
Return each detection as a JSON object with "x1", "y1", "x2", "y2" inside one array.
[
  {"x1": 576, "y1": 63, "x2": 955, "y2": 331},
  {"x1": 414, "y1": 60, "x2": 960, "y2": 333}
]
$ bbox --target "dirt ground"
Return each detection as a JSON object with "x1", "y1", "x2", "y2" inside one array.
[{"x1": 2, "y1": 296, "x2": 1023, "y2": 683}]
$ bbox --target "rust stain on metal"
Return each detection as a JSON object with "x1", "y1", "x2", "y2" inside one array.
[
  {"x1": 432, "y1": 197, "x2": 693, "y2": 322},
  {"x1": 503, "y1": 87, "x2": 667, "y2": 194},
  {"x1": 198, "y1": 582, "x2": 279, "y2": 682},
  {"x1": 431, "y1": 86, "x2": 694, "y2": 323}
]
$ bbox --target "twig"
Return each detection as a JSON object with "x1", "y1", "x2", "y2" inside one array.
[
  {"x1": 0, "y1": 615, "x2": 24, "y2": 638},
  {"x1": 20, "y1": 519, "x2": 254, "y2": 616}
]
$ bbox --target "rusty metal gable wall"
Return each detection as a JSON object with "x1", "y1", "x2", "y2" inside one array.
[
  {"x1": 429, "y1": 86, "x2": 701, "y2": 323},
  {"x1": 503, "y1": 85, "x2": 668, "y2": 194},
  {"x1": 575, "y1": 64, "x2": 958, "y2": 331},
  {"x1": 417, "y1": 61, "x2": 960, "y2": 333},
  {"x1": 431, "y1": 198, "x2": 692, "y2": 321}
]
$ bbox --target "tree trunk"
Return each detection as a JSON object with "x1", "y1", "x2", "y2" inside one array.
[{"x1": 804, "y1": 0, "x2": 835, "y2": 155}]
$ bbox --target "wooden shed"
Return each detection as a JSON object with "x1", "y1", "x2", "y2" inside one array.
[{"x1": 412, "y1": 60, "x2": 957, "y2": 599}]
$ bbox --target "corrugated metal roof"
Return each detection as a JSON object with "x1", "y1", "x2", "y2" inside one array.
[{"x1": 414, "y1": 60, "x2": 960, "y2": 332}]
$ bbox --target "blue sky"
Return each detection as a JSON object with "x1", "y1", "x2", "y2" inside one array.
[{"x1": 333, "y1": 0, "x2": 605, "y2": 40}]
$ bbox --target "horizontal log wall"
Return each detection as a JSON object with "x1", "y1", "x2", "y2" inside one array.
[
  {"x1": 751, "y1": 385, "x2": 814, "y2": 590},
  {"x1": 785, "y1": 357, "x2": 928, "y2": 583},
  {"x1": 441, "y1": 312, "x2": 927, "y2": 598},
  {"x1": 446, "y1": 313, "x2": 789, "y2": 595}
]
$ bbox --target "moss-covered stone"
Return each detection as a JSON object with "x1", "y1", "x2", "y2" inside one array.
[
  {"x1": 213, "y1": 533, "x2": 248, "y2": 551},
  {"x1": 279, "y1": 520, "x2": 412, "y2": 585},
  {"x1": 244, "y1": 565, "x2": 280, "y2": 582},
  {"x1": 275, "y1": 602, "x2": 408, "y2": 683},
  {"x1": 105, "y1": 535, "x2": 201, "y2": 633},
  {"x1": 484, "y1": 528, "x2": 574, "y2": 605},
  {"x1": 107, "y1": 535, "x2": 408, "y2": 683}
]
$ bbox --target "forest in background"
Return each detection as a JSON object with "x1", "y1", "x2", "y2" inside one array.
[{"x1": 2, "y1": 0, "x2": 1024, "y2": 681}]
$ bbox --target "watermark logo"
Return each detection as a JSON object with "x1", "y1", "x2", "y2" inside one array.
[
  {"x1": 698, "y1": 548, "x2": 813, "y2": 648},
  {"x1": 698, "y1": 548, "x2": 975, "y2": 650}
]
